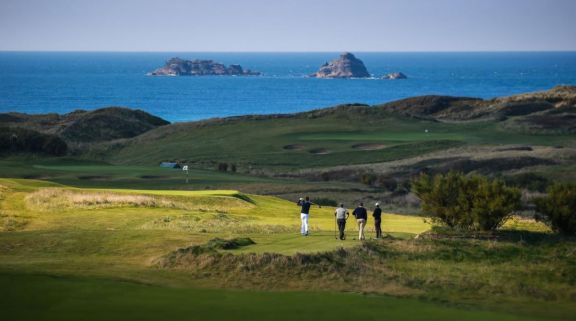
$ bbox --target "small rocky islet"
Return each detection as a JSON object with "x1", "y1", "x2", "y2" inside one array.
[
  {"x1": 149, "y1": 53, "x2": 406, "y2": 79},
  {"x1": 149, "y1": 57, "x2": 261, "y2": 76},
  {"x1": 309, "y1": 52, "x2": 407, "y2": 79},
  {"x1": 382, "y1": 72, "x2": 408, "y2": 80},
  {"x1": 309, "y1": 52, "x2": 371, "y2": 78}
]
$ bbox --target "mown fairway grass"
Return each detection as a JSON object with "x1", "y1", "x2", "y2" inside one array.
[{"x1": 0, "y1": 178, "x2": 574, "y2": 321}]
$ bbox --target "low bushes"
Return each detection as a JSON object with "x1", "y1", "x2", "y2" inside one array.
[
  {"x1": 535, "y1": 183, "x2": 576, "y2": 235},
  {"x1": 0, "y1": 127, "x2": 67, "y2": 156},
  {"x1": 412, "y1": 172, "x2": 521, "y2": 231},
  {"x1": 311, "y1": 197, "x2": 337, "y2": 207}
]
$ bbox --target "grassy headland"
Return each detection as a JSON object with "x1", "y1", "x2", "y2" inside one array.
[{"x1": 0, "y1": 87, "x2": 575, "y2": 320}]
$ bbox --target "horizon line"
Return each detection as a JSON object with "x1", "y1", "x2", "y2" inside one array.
[{"x1": 1, "y1": 50, "x2": 576, "y2": 54}]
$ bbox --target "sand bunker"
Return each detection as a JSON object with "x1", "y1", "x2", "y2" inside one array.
[{"x1": 351, "y1": 143, "x2": 386, "y2": 150}]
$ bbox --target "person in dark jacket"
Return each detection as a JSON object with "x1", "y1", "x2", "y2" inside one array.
[
  {"x1": 373, "y1": 202, "x2": 383, "y2": 238},
  {"x1": 352, "y1": 203, "x2": 368, "y2": 240},
  {"x1": 297, "y1": 196, "x2": 318, "y2": 236},
  {"x1": 334, "y1": 203, "x2": 349, "y2": 240}
]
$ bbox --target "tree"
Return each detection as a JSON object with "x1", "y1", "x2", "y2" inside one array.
[
  {"x1": 412, "y1": 172, "x2": 521, "y2": 231},
  {"x1": 469, "y1": 177, "x2": 522, "y2": 231},
  {"x1": 534, "y1": 183, "x2": 576, "y2": 235}
]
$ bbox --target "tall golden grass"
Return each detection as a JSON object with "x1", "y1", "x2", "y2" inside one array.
[
  {"x1": 0, "y1": 185, "x2": 27, "y2": 231},
  {"x1": 25, "y1": 188, "x2": 250, "y2": 212}
]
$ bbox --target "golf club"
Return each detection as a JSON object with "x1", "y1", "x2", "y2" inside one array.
[{"x1": 334, "y1": 215, "x2": 338, "y2": 240}]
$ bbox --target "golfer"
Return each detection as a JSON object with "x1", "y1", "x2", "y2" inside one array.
[
  {"x1": 352, "y1": 202, "x2": 368, "y2": 240},
  {"x1": 334, "y1": 203, "x2": 349, "y2": 240},
  {"x1": 373, "y1": 203, "x2": 383, "y2": 238},
  {"x1": 297, "y1": 196, "x2": 317, "y2": 236}
]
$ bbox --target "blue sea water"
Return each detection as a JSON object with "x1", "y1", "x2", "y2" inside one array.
[{"x1": 0, "y1": 52, "x2": 575, "y2": 122}]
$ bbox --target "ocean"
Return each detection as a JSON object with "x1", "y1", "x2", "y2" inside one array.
[{"x1": 0, "y1": 52, "x2": 575, "y2": 122}]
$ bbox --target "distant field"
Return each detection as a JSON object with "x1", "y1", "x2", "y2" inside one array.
[
  {"x1": 0, "y1": 159, "x2": 295, "y2": 189},
  {"x1": 105, "y1": 114, "x2": 575, "y2": 169}
]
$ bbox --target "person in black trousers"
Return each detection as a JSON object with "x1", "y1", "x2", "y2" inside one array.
[
  {"x1": 334, "y1": 203, "x2": 349, "y2": 240},
  {"x1": 373, "y1": 202, "x2": 383, "y2": 238}
]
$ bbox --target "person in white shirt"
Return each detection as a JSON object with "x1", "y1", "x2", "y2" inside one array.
[
  {"x1": 334, "y1": 203, "x2": 349, "y2": 240},
  {"x1": 297, "y1": 196, "x2": 318, "y2": 236}
]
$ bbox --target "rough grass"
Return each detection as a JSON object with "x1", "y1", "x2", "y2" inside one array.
[
  {"x1": 0, "y1": 184, "x2": 28, "y2": 231},
  {"x1": 138, "y1": 212, "x2": 296, "y2": 234},
  {"x1": 156, "y1": 236, "x2": 576, "y2": 319},
  {"x1": 0, "y1": 178, "x2": 573, "y2": 320},
  {"x1": 25, "y1": 187, "x2": 253, "y2": 212},
  {"x1": 156, "y1": 238, "x2": 412, "y2": 295}
]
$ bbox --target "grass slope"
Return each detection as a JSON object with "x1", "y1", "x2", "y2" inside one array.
[
  {"x1": 106, "y1": 112, "x2": 575, "y2": 170},
  {"x1": 1, "y1": 178, "x2": 574, "y2": 321}
]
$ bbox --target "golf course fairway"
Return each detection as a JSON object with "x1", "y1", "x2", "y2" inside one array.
[{"x1": 0, "y1": 178, "x2": 573, "y2": 321}]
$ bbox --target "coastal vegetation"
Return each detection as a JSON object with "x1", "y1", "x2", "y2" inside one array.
[
  {"x1": 412, "y1": 172, "x2": 521, "y2": 231},
  {"x1": 535, "y1": 183, "x2": 576, "y2": 235},
  {"x1": 0, "y1": 178, "x2": 574, "y2": 321},
  {"x1": 0, "y1": 87, "x2": 575, "y2": 321}
]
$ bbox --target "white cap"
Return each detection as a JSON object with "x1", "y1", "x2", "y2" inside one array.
[{"x1": 375, "y1": 202, "x2": 380, "y2": 206}]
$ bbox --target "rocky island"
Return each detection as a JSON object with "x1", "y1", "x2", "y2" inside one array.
[
  {"x1": 309, "y1": 52, "x2": 371, "y2": 78},
  {"x1": 149, "y1": 57, "x2": 261, "y2": 76},
  {"x1": 383, "y1": 72, "x2": 408, "y2": 80}
]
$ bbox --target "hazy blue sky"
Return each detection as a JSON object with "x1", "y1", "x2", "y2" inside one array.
[{"x1": 1, "y1": 0, "x2": 575, "y2": 51}]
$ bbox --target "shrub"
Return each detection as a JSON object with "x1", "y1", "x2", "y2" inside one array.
[
  {"x1": 217, "y1": 163, "x2": 228, "y2": 172},
  {"x1": 360, "y1": 173, "x2": 377, "y2": 186},
  {"x1": 0, "y1": 127, "x2": 67, "y2": 156},
  {"x1": 505, "y1": 173, "x2": 549, "y2": 192},
  {"x1": 534, "y1": 183, "x2": 576, "y2": 235},
  {"x1": 312, "y1": 198, "x2": 338, "y2": 207},
  {"x1": 412, "y1": 172, "x2": 521, "y2": 231},
  {"x1": 377, "y1": 176, "x2": 398, "y2": 191}
]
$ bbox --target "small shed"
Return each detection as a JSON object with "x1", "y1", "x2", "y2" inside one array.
[{"x1": 159, "y1": 162, "x2": 181, "y2": 169}]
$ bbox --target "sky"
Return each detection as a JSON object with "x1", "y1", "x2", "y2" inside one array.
[{"x1": 0, "y1": 0, "x2": 575, "y2": 52}]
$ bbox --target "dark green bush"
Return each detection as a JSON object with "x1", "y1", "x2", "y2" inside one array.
[
  {"x1": 217, "y1": 163, "x2": 228, "y2": 172},
  {"x1": 0, "y1": 127, "x2": 67, "y2": 156},
  {"x1": 505, "y1": 172, "x2": 549, "y2": 192},
  {"x1": 360, "y1": 173, "x2": 377, "y2": 186},
  {"x1": 412, "y1": 172, "x2": 521, "y2": 231},
  {"x1": 535, "y1": 183, "x2": 576, "y2": 235},
  {"x1": 312, "y1": 198, "x2": 338, "y2": 207}
]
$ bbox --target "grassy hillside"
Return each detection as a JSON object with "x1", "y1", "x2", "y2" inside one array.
[
  {"x1": 1, "y1": 87, "x2": 575, "y2": 211},
  {"x1": 1, "y1": 178, "x2": 574, "y2": 321},
  {"x1": 1, "y1": 87, "x2": 575, "y2": 320},
  {"x1": 90, "y1": 99, "x2": 575, "y2": 211},
  {"x1": 105, "y1": 111, "x2": 574, "y2": 170},
  {"x1": 0, "y1": 107, "x2": 169, "y2": 143}
]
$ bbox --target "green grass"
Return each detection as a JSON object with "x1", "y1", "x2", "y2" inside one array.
[
  {"x1": 0, "y1": 158, "x2": 308, "y2": 190},
  {"x1": 2, "y1": 273, "x2": 557, "y2": 321},
  {"x1": 0, "y1": 178, "x2": 429, "y2": 271},
  {"x1": 103, "y1": 114, "x2": 575, "y2": 169},
  {"x1": 0, "y1": 178, "x2": 574, "y2": 321}
]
